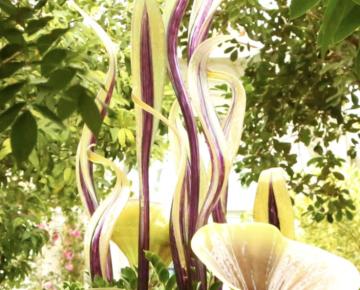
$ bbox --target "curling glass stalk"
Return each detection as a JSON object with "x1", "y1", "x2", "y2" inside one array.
[
  {"x1": 69, "y1": 1, "x2": 119, "y2": 282},
  {"x1": 131, "y1": 0, "x2": 166, "y2": 288},
  {"x1": 165, "y1": 0, "x2": 201, "y2": 242}
]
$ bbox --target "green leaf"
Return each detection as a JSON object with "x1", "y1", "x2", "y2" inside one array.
[
  {"x1": 345, "y1": 210, "x2": 354, "y2": 220},
  {"x1": 121, "y1": 267, "x2": 137, "y2": 282},
  {"x1": 290, "y1": 0, "x2": 320, "y2": 19},
  {"x1": 334, "y1": 5, "x2": 360, "y2": 43},
  {"x1": 165, "y1": 275, "x2": 177, "y2": 290},
  {"x1": 209, "y1": 281, "x2": 223, "y2": 290},
  {"x1": 36, "y1": 28, "x2": 69, "y2": 53},
  {"x1": 47, "y1": 67, "x2": 76, "y2": 90},
  {"x1": 57, "y1": 97, "x2": 77, "y2": 120},
  {"x1": 26, "y1": 16, "x2": 53, "y2": 35},
  {"x1": 352, "y1": 0, "x2": 360, "y2": 4},
  {"x1": 0, "y1": 138, "x2": 11, "y2": 161},
  {"x1": 224, "y1": 46, "x2": 235, "y2": 53},
  {"x1": 78, "y1": 93, "x2": 101, "y2": 136},
  {"x1": 298, "y1": 128, "x2": 311, "y2": 145},
  {"x1": 0, "y1": 81, "x2": 26, "y2": 107},
  {"x1": 230, "y1": 49, "x2": 238, "y2": 61},
  {"x1": 0, "y1": 44, "x2": 22, "y2": 61},
  {"x1": 10, "y1": 7, "x2": 33, "y2": 24},
  {"x1": 318, "y1": 0, "x2": 355, "y2": 55},
  {"x1": 41, "y1": 48, "x2": 68, "y2": 75},
  {"x1": 333, "y1": 171, "x2": 345, "y2": 180},
  {"x1": 314, "y1": 212, "x2": 324, "y2": 222},
  {"x1": 58, "y1": 84, "x2": 87, "y2": 119},
  {"x1": 0, "y1": 0, "x2": 17, "y2": 16},
  {"x1": 0, "y1": 28, "x2": 25, "y2": 44},
  {"x1": 326, "y1": 213, "x2": 334, "y2": 223},
  {"x1": 0, "y1": 102, "x2": 25, "y2": 133},
  {"x1": 158, "y1": 267, "x2": 169, "y2": 283},
  {"x1": 10, "y1": 110, "x2": 37, "y2": 163},
  {"x1": 34, "y1": 0, "x2": 48, "y2": 9},
  {"x1": 355, "y1": 49, "x2": 360, "y2": 79},
  {"x1": 0, "y1": 62, "x2": 24, "y2": 78},
  {"x1": 32, "y1": 104, "x2": 63, "y2": 126}
]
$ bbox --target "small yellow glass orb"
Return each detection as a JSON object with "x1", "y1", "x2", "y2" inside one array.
[{"x1": 111, "y1": 200, "x2": 171, "y2": 266}]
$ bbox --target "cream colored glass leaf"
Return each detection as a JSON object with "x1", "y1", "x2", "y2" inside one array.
[{"x1": 192, "y1": 222, "x2": 360, "y2": 290}]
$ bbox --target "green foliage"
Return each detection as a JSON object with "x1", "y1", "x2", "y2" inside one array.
[
  {"x1": 289, "y1": 0, "x2": 360, "y2": 53},
  {"x1": 0, "y1": 0, "x2": 137, "y2": 286},
  {"x1": 0, "y1": 0, "x2": 103, "y2": 163},
  {"x1": 212, "y1": 0, "x2": 359, "y2": 221},
  {"x1": 63, "y1": 281, "x2": 85, "y2": 290},
  {"x1": 297, "y1": 167, "x2": 360, "y2": 269},
  {"x1": 88, "y1": 252, "x2": 222, "y2": 290},
  {"x1": 290, "y1": 0, "x2": 320, "y2": 19},
  {"x1": 0, "y1": 181, "x2": 49, "y2": 286}
]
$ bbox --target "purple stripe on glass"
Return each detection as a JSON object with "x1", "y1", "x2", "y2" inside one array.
[{"x1": 268, "y1": 179, "x2": 280, "y2": 229}]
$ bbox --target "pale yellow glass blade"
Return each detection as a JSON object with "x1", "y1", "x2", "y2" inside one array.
[
  {"x1": 253, "y1": 168, "x2": 295, "y2": 239},
  {"x1": 192, "y1": 222, "x2": 285, "y2": 290},
  {"x1": 192, "y1": 222, "x2": 360, "y2": 290},
  {"x1": 271, "y1": 239, "x2": 360, "y2": 290}
]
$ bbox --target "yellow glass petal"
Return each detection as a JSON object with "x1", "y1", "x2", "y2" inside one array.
[
  {"x1": 192, "y1": 222, "x2": 360, "y2": 290},
  {"x1": 111, "y1": 200, "x2": 171, "y2": 266},
  {"x1": 253, "y1": 167, "x2": 295, "y2": 239}
]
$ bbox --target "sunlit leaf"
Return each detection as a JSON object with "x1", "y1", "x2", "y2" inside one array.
[{"x1": 0, "y1": 138, "x2": 11, "y2": 161}]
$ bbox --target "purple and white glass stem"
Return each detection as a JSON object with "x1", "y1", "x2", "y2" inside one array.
[{"x1": 137, "y1": 10, "x2": 154, "y2": 290}]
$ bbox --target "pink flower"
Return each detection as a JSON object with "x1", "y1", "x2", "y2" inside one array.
[
  {"x1": 43, "y1": 281, "x2": 55, "y2": 290},
  {"x1": 63, "y1": 249, "x2": 74, "y2": 260},
  {"x1": 65, "y1": 263, "x2": 74, "y2": 272},
  {"x1": 69, "y1": 229, "x2": 81, "y2": 238},
  {"x1": 37, "y1": 223, "x2": 47, "y2": 230},
  {"x1": 52, "y1": 231, "x2": 59, "y2": 242}
]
